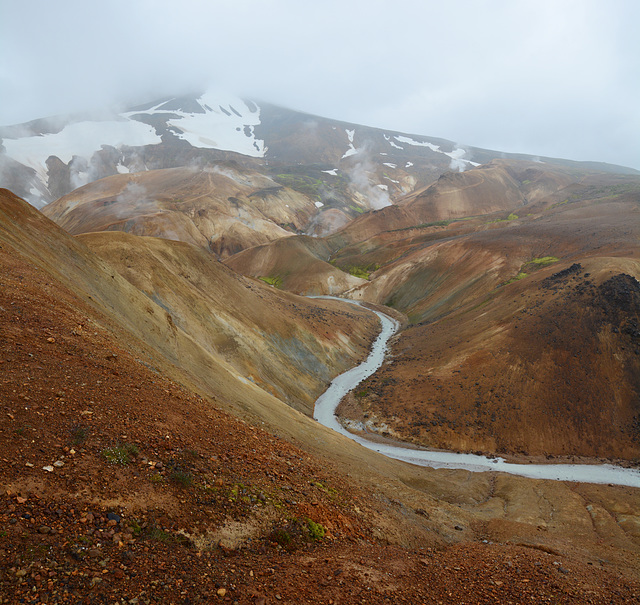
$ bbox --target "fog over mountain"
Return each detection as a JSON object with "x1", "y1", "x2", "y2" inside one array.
[{"x1": 1, "y1": 0, "x2": 639, "y2": 170}]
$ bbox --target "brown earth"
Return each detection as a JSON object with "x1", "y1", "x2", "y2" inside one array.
[
  {"x1": 331, "y1": 169, "x2": 640, "y2": 461},
  {"x1": 77, "y1": 231, "x2": 377, "y2": 414},
  {"x1": 42, "y1": 165, "x2": 319, "y2": 258},
  {"x1": 2, "y1": 189, "x2": 640, "y2": 603},
  {"x1": 346, "y1": 259, "x2": 640, "y2": 460},
  {"x1": 225, "y1": 235, "x2": 366, "y2": 296}
]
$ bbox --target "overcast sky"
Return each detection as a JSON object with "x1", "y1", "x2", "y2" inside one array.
[{"x1": 1, "y1": 0, "x2": 639, "y2": 169}]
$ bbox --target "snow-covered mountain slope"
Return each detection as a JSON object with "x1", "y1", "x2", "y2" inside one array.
[
  {"x1": 1, "y1": 88, "x2": 637, "y2": 209},
  {"x1": 123, "y1": 92, "x2": 265, "y2": 156}
]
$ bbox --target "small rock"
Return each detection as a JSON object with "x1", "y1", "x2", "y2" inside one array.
[
  {"x1": 38, "y1": 526, "x2": 51, "y2": 534},
  {"x1": 454, "y1": 525, "x2": 464, "y2": 531},
  {"x1": 558, "y1": 567, "x2": 569, "y2": 574},
  {"x1": 53, "y1": 461, "x2": 64, "y2": 468},
  {"x1": 107, "y1": 512, "x2": 121, "y2": 523},
  {"x1": 217, "y1": 588, "x2": 227, "y2": 597},
  {"x1": 42, "y1": 466, "x2": 54, "y2": 472},
  {"x1": 87, "y1": 548, "x2": 101, "y2": 558},
  {"x1": 15, "y1": 569, "x2": 27, "y2": 578},
  {"x1": 25, "y1": 462, "x2": 34, "y2": 468}
]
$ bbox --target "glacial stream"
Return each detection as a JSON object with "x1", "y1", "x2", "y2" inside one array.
[{"x1": 313, "y1": 298, "x2": 640, "y2": 488}]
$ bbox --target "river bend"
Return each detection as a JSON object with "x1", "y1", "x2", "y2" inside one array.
[{"x1": 313, "y1": 298, "x2": 640, "y2": 488}]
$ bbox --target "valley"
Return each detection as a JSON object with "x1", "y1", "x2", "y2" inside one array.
[{"x1": 1, "y1": 94, "x2": 640, "y2": 602}]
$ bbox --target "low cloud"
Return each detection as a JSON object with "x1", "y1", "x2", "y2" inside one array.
[
  {"x1": 346, "y1": 146, "x2": 391, "y2": 210},
  {"x1": 113, "y1": 181, "x2": 158, "y2": 220},
  {"x1": 448, "y1": 146, "x2": 472, "y2": 172}
]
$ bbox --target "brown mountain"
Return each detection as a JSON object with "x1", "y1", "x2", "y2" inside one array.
[
  {"x1": 327, "y1": 164, "x2": 640, "y2": 460},
  {"x1": 2, "y1": 188, "x2": 640, "y2": 600},
  {"x1": 41, "y1": 165, "x2": 322, "y2": 258},
  {"x1": 221, "y1": 159, "x2": 640, "y2": 460}
]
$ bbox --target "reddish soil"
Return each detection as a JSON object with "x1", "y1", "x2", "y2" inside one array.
[{"x1": 2, "y1": 196, "x2": 640, "y2": 602}]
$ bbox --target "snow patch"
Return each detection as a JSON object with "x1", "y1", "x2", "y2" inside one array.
[
  {"x1": 389, "y1": 140, "x2": 403, "y2": 150},
  {"x1": 395, "y1": 135, "x2": 440, "y2": 152},
  {"x1": 314, "y1": 201, "x2": 324, "y2": 208},
  {"x1": 342, "y1": 128, "x2": 358, "y2": 159},
  {"x1": 322, "y1": 169, "x2": 338, "y2": 176},
  {"x1": 393, "y1": 136, "x2": 479, "y2": 171},
  {"x1": 163, "y1": 93, "x2": 265, "y2": 157},
  {"x1": 377, "y1": 184, "x2": 388, "y2": 191},
  {"x1": 383, "y1": 162, "x2": 397, "y2": 168},
  {"x1": 405, "y1": 161, "x2": 413, "y2": 168},
  {"x1": 2, "y1": 119, "x2": 161, "y2": 181}
]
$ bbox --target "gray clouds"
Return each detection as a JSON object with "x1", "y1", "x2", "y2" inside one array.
[{"x1": 1, "y1": 0, "x2": 639, "y2": 169}]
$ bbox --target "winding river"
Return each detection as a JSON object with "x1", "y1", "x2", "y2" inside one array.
[{"x1": 313, "y1": 299, "x2": 640, "y2": 488}]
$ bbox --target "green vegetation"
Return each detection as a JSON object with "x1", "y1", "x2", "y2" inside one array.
[
  {"x1": 488, "y1": 212, "x2": 519, "y2": 224},
  {"x1": 169, "y1": 469, "x2": 193, "y2": 488},
  {"x1": 344, "y1": 263, "x2": 380, "y2": 280},
  {"x1": 128, "y1": 519, "x2": 143, "y2": 536},
  {"x1": 273, "y1": 174, "x2": 323, "y2": 200},
  {"x1": 349, "y1": 266, "x2": 371, "y2": 280},
  {"x1": 259, "y1": 275, "x2": 283, "y2": 288},
  {"x1": 307, "y1": 519, "x2": 326, "y2": 540},
  {"x1": 529, "y1": 256, "x2": 559, "y2": 266},
  {"x1": 70, "y1": 425, "x2": 89, "y2": 445},
  {"x1": 416, "y1": 219, "x2": 453, "y2": 228},
  {"x1": 270, "y1": 527, "x2": 292, "y2": 546},
  {"x1": 349, "y1": 205, "x2": 365, "y2": 214},
  {"x1": 101, "y1": 443, "x2": 139, "y2": 465},
  {"x1": 146, "y1": 528, "x2": 174, "y2": 543},
  {"x1": 504, "y1": 272, "x2": 528, "y2": 286},
  {"x1": 390, "y1": 218, "x2": 455, "y2": 233},
  {"x1": 267, "y1": 518, "x2": 326, "y2": 549}
]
